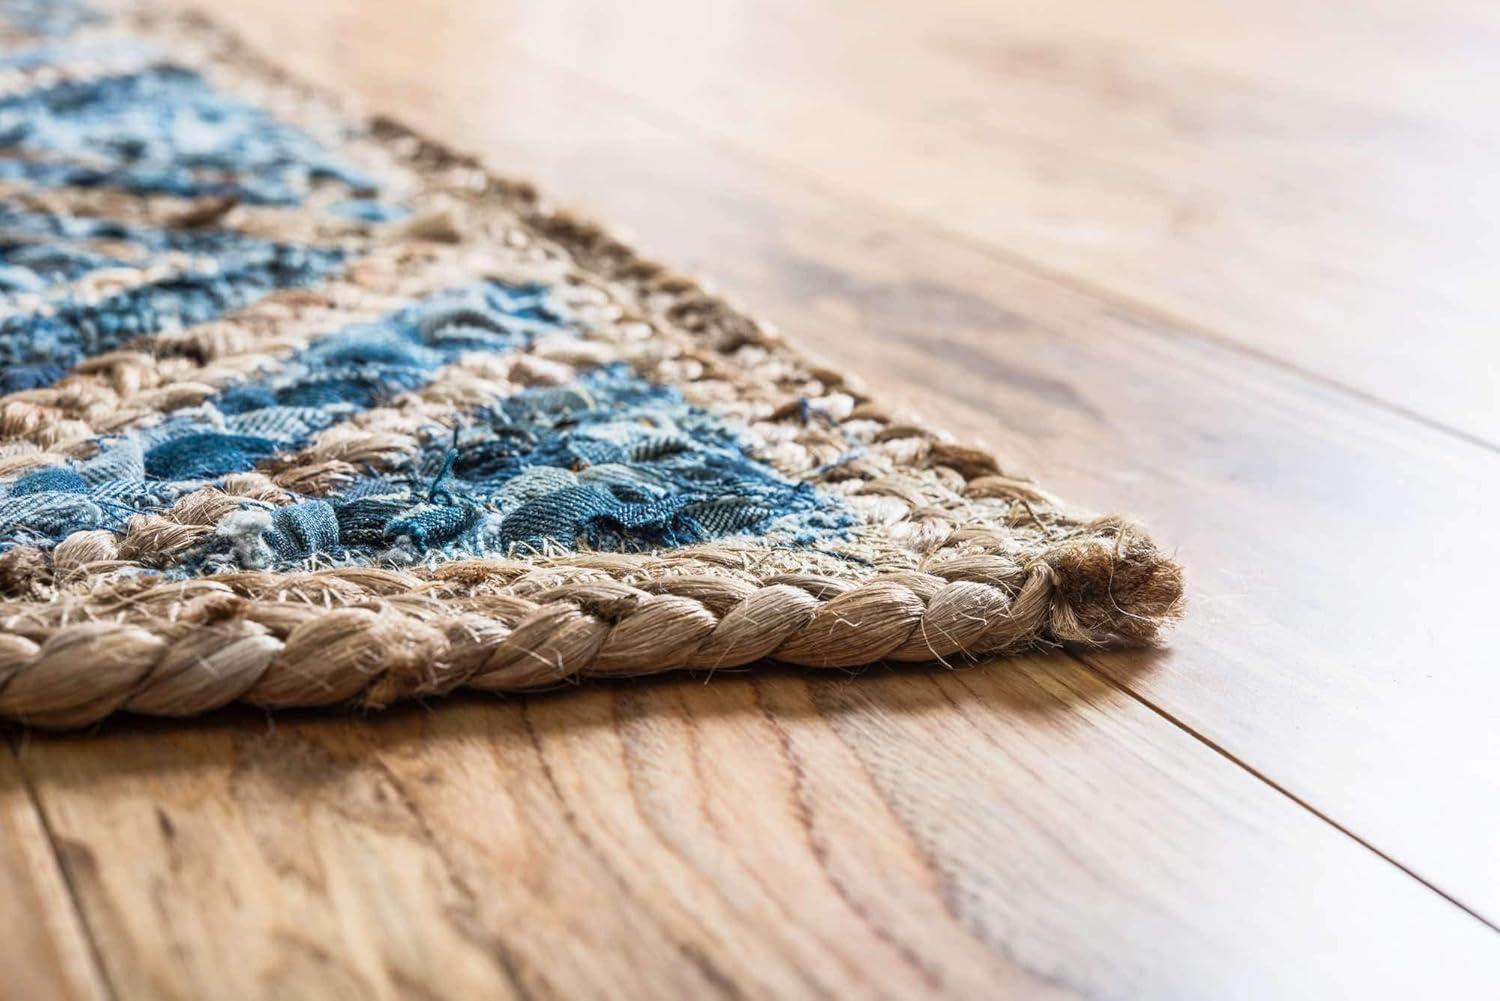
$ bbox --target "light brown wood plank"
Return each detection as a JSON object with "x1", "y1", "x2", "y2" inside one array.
[
  {"x1": 0, "y1": 745, "x2": 109, "y2": 1001},
  {"x1": 419, "y1": 0, "x2": 1500, "y2": 443},
  {"x1": 17, "y1": 662, "x2": 1500, "y2": 1000},
  {"x1": 191, "y1": 2, "x2": 1500, "y2": 922}
]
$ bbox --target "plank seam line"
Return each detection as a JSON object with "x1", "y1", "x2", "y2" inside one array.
[{"x1": 1063, "y1": 650, "x2": 1500, "y2": 937}]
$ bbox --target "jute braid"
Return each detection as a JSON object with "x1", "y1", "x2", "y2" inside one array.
[{"x1": 0, "y1": 519, "x2": 1180, "y2": 727}]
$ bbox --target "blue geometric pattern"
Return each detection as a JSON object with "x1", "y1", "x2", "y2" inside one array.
[
  {"x1": 0, "y1": 207, "x2": 346, "y2": 392},
  {"x1": 0, "y1": 282, "x2": 551, "y2": 536},
  {"x1": 234, "y1": 362, "x2": 847, "y2": 569},
  {"x1": 0, "y1": 280, "x2": 850, "y2": 569},
  {"x1": 0, "y1": 65, "x2": 373, "y2": 203},
  {"x1": 0, "y1": 203, "x2": 331, "y2": 295},
  {"x1": 0, "y1": 9, "x2": 850, "y2": 575},
  {"x1": 0, "y1": 0, "x2": 97, "y2": 37}
]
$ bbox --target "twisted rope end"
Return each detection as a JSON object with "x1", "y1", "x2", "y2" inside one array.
[{"x1": 1041, "y1": 518, "x2": 1185, "y2": 648}]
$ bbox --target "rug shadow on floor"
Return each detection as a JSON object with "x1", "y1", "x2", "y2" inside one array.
[{"x1": 1, "y1": 646, "x2": 1171, "y2": 786}]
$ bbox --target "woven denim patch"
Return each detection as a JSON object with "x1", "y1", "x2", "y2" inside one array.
[
  {"x1": 0, "y1": 203, "x2": 337, "y2": 293},
  {"x1": 204, "y1": 362, "x2": 850, "y2": 571},
  {"x1": 0, "y1": 204, "x2": 346, "y2": 392},
  {"x1": 0, "y1": 63, "x2": 371, "y2": 202},
  {"x1": 0, "y1": 274, "x2": 851, "y2": 569},
  {"x1": 0, "y1": 0, "x2": 96, "y2": 37}
]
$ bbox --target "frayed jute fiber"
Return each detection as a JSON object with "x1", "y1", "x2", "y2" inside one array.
[{"x1": 0, "y1": 0, "x2": 1183, "y2": 728}]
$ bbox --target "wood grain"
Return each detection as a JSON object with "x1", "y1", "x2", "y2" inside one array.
[
  {"x1": 199, "y1": 0, "x2": 1500, "y2": 923},
  {"x1": 0, "y1": 746, "x2": 108, "y2": 1001},
  {"x1": 14, "y1": 662, "x2": 1500, "y2": 1000},
  {"x1": 4, "y1": 0, "x2": 1500, "y2": 996},
  {"x1": 476, "y1": 0, "x2": 1500, "y2": 444}
]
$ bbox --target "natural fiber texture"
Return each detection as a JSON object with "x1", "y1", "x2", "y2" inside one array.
[{"x1": 0, "y1": 0, "x2": 1183, "y2": 728}]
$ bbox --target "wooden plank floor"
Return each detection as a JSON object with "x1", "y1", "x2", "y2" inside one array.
[{"x1": 4, "y1": 0, "x2": 1499, "y2": 996}]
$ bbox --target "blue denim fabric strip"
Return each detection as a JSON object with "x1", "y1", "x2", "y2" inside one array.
[
  {"x1": 0, "y1": 64, "x2": 371, "y2": 203},
  {"x1": 0, "y1": 0, "x2": 98, "y2": 37},
  {"x1": 0, "y1": 38, "x2": 133, "y2": 70},
  {"x1": 0, "y1": 203, "x2": 328, "y2": 293},
  {"x1": 0, "y1": 281, "x2": 560, "y2": 542},
  {"x1": 378, "y1": 363, "x2": 849, "y2": 555},
  {"x1": 194, "y1": 363, "x2": 850, "y2": 571},
  {"x1": 0, "y1": 279, "x2": 850, "y2": 568},
  {"x1": 0, "y1": 224, "x2": 347, "y2": 393},
  {"x1": 329, "y1": 198, "x2": 411, "y2": 224}
]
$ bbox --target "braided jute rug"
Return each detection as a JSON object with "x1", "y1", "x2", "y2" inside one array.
[{"x1": 0, "y1": 0, "x2": 1183, "y2": 728}]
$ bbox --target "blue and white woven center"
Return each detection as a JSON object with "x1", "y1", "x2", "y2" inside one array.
[{"x1": 0, "y1": 6, "x2": 850, "y2": 574}]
